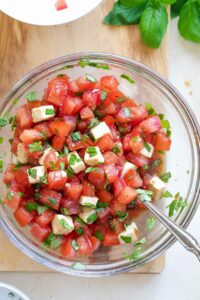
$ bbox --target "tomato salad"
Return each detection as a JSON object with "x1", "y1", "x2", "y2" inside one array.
[{"x1": 3, "y1": 70, "x2": 171, "y2": 258}]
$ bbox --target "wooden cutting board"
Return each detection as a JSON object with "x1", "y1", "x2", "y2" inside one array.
[{"x1": 0, "y1": 0, "x2": 168, "y2": 273}]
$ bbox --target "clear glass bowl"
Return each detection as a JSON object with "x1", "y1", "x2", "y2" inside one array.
[{"x1": 0, "y1": 53, "x2": 200, "y2": 277}]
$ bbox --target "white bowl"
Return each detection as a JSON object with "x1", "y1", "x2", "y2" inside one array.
[
  {"x1": 0, "y1": 0, "x2": 103, "y2": 26},
  {"x1": 0, "y1": 282, "x2": 30, "y2": 300}
]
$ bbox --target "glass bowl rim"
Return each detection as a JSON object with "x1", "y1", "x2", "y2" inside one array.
[{"x1": 0, "y1": 52, "x2": 200, "y2": 277}]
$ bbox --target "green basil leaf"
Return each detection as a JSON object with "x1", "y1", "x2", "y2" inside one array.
[
  {"x1": 103, "y1": 2, "x2": 147, "y2": 25},
  {"x1": 178, "y1": 1, "x2": 200, "y2": 43},
  {"x1": 120, "y1": 0, "x2": 147, "y2": 7},
  {"x1": 161, "y1": 0, "x2": 177, "y2": 4},
  {"x1": 139, "y1": 4, "x2": 168, "y2": 48},
  {"x1": 171, "y1": 0, "x2": 187, "y2": 18}
]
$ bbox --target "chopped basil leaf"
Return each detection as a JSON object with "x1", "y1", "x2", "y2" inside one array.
[
  {"x1": 161, "y1": 119, "x2": 171, "y2": 137},
  {"x1": 18, "y1": 191, "x2": 24, "y2": 197},
  {"x1": 120, "y1": 74, "x2": 135, "y2": 84},
  {"x1": 44, "y1": 232, "x2": 62, "y2": 249},
  {"x1": 59, "y1": 218, "x2": 73, "y2": 230},
  {"x1": 69, "y1": 154, "x2": 81, "y2": 165},
  {"x1": 28, "y1": 168, "x2": 37, "y2": 179},
  {"x1": 120, "y1": 236, "x2": 132, "y2": 243},
  {"x1": 37, "y1": 205, "x2": 49, "y2": 215},
  {"x1": 13, "y1": 163, "x2": 23, "y2": 171},
  {"x1": 75, "y1": 216, "x2": 85, "y2": 225},
  {"x1": 76, "y1": 227, "x2": 84, "y2": 235},
  {"x1": 28, "y1": 142, "x2": 43, "y2": 153},
  {"x1": 116, "y1": 211, "x2": 128, "y2": 222},
  {"x1": 117, "y1": 97, "x2": 126, "y2": 103},
  {"x1": 63, "y1": 146, "x2": 69, "y2": 155},
  {"x1": 87, "y1": 212, "x2": 97, "y2": 224},
  {"x1": 50, "y1": 161, "x2": 56, "y2": 170},
  {"x1": 0, "y1": 159, "x2": 3, "y2": 173},
  {"x1": 146, "y1": 216, "x2": 156, "y2": 231},
  {"x1": 86, "y1": 146, "x2": 97, "y2": 157},
  {"x1": 143, "y1": 165, "x2": 149, "y2": 170},
  {"x1": 71, "y1": 262, "x2": 86, "y2": 270},
  {"x1": 48, "y1": 197, "x2": 57, "y2": 205},
  {"x1": 0, "y1": 117, "x2": 7, "y2": 127},
  {"x1": 26, "y1": 91, "x2": 37, "y2": 102},
  {"x1": 100, "y1": 90, "x2": 107, "y2": 100},
  {"x1": 61, "y1": 207, "x2": 69, "y2": 216},
  {"x1": 0, "y1": 137, "x2": 4, "y2": 144},
  {"x1": 8, "y1": 116, "x2": 14, "y2": 124},
  {"x1": 145, "y1": 103, "x2": 156, "y2": 115},
  {"x1": 94, "y1": 231, "x2": 104, "y2": 241},
  {"x1": 124, "y1": 238, "x2": 147, "y2": 261},
  {"x1": 7, "y1": 192, "x2": 14, "y2": 201},
  {"x1": 59, "y1": 161, "x2": 65, "y2": 171},
  {"x1": 88, "y1": 118, "x2": 100, "y2": 129},
  {"x1": 124, "y1": 107, "x2": 130, "y2": 117},
  {"x1": 136, "y1": 189, "x2": 153, "y2": 202},
  {"x1": 162, "y1": 191, "x2": 173, "y2": 198},
  {"x1": 158, "y1": 113, "x2": 164, "y2": 120},
  {"x1": 45, "y1": 108, "x2": 55, "y2": 115},
  {"x1": 132, "y1": 136, "x2": 139, "y2": 142},
  {"x1": 61, "y1": 65, "x2": 74, "y2": 70},
  {"x1": 167, "y1": 193, "x2": 187, "y2": 217},
  {"x1": 34, "y1": 192, "x2": 41, "y2": 200},
  {"x1": 160, "y1": 172, "x2": 171, "y2": 183},
  {"x1": 25, "y1": 202, "x2": 38, "y2": 212},
  {"x1": 151, "y1": 158, "x2": 161, "y2": 168},
  {"x1": 97, "y1": 201, "x2": 109, "y2": 208},
  {"x1": 94, "y1": 110, "x2": 105, "y2": 119},
  {"x1": 144, "y1": 142, "x2": 151, "y2": 152},
  {"x1": 66, "y1": 166, "x2": 74, "y2": 178},
  {"x1": 85, "y1": 74, "x2": 96, "y2": 82},
  {"x1": 71, "y1": 131, "x2": 81, "y2": 142},
  {"x1": 40, "y1": 174, "x2": 48, "y2": 184},
  {"x1": 78, "y1": 59, "x2": 110, "y2": 70},
  {"x1": 111, "y1": 144, "x2": 120, "y2": 154},
  {"x1": 85, "y1": 166, "x2": 97, "y2": 173},
  {"x1": 9, "y1": 138, "x2": 13, "y2": 145},
  {"x1": 72, "y1": 240, "x2": 79, "y2": 251}
]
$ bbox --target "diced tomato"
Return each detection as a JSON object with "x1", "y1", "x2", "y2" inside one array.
[
  {"x1": 52, "y1": 136, "x2": 65, "y2": 151},
  {"x1": 34, "y1": 122, "x2": 53, "y2": 139},
  {"x1": 46, "y1": 76, "x2": 68, "y2": 106},
  {"x1": 88, "y1": 168, "x2": 105, "y2": 189},
  {"x1": 76, "y1": 120, "x2": 89, "y2": 132},
  {"x1": 65, "y1": 182, "x2": 82, "y2": 201},
  {"x1": 126, "y1": 152, "x2": 149, "y2": 167},
  {"x1": 44, "y1": 149, "x2": 59, "y2": 170},
  {"x1": 103, "y1": 230, "x2": 119, "y2": 246},
  {"x1": 103, "y1": 151, "x2": 118, "y2": 165},
  {"x1": 20, "y1": 129, "x2": 43, "y2": 144},
  {"x1": 99, "y1": 98, "x2": 117, "y2": 115},
  {"x1": 61, "y1": 198, "x2": 80, "y2": 215},
  {"x1": 100, "y1": 76, "x2": 119, "y2": 91},
  {"x1": 67, "y1": 80, "x2": 80, "y2": 95},
  {"x1": 96, "y1": 189, "x2": 113, "y2": 203},
  {"x1": 121, "y1": 98, "x2": 137, "y2": 108},
  {"x1": 60, "y1": 239, "x2": 76, "y2": 258},
  {"x1": 82, "y1": 89, "x2": 101, "y2": 109},
  {"x1": 80, "y1": 106, "x2": 94, "y2": 120},
  {"x1": 15, "y1": 105, "x2": 33, "y2": 128},
  {"x1": 108, "y1": 89, "x2": 125, "y2": 102},
  {"x1": 49, "y1": 120, "x2": 71, "y2": 138},
  {"x1": 55, "y1": 0, "x2": 68, "y2": 11},
  {"x1": 117, "y1": 186, "x2": 137, "y2": 204},
  {"x1": 138, "y1": 116, "x2": 161, "y2": 134},
  {"x1": 104, "y1": 164, "x2": 118, "y2": 184},
  {"x1": 82, "y1": 180, "x2": 95, "y2": 196},
  {"x1": 89, "y1": 236, "x2": 101, "y2": 252},
  {"x1": 97, "y1": 207, "x2": 111, "y2": 223},
  {"x1": 154, "y1": 131, "x2": 171, "y2": 151},
  {"x1": 35, "y1": 210, "x2": 55, "y2": 228},
  {"x1": 15, "y1": 166, "x2": 30, "y2": 186},
  {"x1": 110, "y1": 218, "x2": 124, "y2": 234},
  {"x1": 48, "y1": 171, "x2": 67, "y2": 190},
  {"x1": 40, "y1": 189, "x2": 62, "y2": 210},
  {"x1": 109, "y1": 124, "x2": 120, "y2": 141},
  {"x1": 123, "y1": 134, "x2": 132, "y2": 152},
  {"x1": 30, "y1": 223, "x2": 51, "y2": 242},
  {"x1": 14, "y1": 207, "x2": 33, "y2": 227},
  {"x1": 66, "y1": 135, "x2": 84, "y2": 151},
  {"x1": 4, "y1": 190, "x2": 22, "y2": 210},
  {"x1": 96, "y1": 134, "x2": 114, "y2": 152},
  {"x1": 113, "y1": 178, "x2": 126, "y2": 197},
  {"x1": 102, "y1": 115, "x2": 115, "y2": 126},
  {"x1": 3, "y1": 164, "x2": 15, "y2": 185},
  {"x1": 124, "y1": 169, "x2": 143, "y2": 188},
  {"x1": 27, "y1": 100, "x2": 41, "y2": 110},
  {"x1": 77, "y1": 235, "x2": 93, "y2": 256},
  {"x1": 11, "y1": 137, "x2": 20, "y2": 154},
  {"x1": 129, "y1": 135, "x2": 144, "y2": 154},
  {"x1": 116, "y1": 105, "x2": 148, "y2": 124},
  {"x1": 110, "y1": 201, "x2": 126, "y2": 218},
  {"x1": 76, "y1": 76, "x2": 96, "y2": 92}
]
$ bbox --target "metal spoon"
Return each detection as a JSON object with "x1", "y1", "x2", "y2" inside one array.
[{"x1": 143, "y1": 201, "x2": 200, "y2": 261}]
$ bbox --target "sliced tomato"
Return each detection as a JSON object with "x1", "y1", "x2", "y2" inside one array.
[
  {"x1": 60, "y1": 239, "x2": 76, "y2": 258},
  {"x1": 96, "y1": 134, "x2": 114, "y2": 152},
  {"x1": 126, "y1": 152, "x2": 149, "y2": 167},
  {"x1": 20, "y1": 129, "x2": 43, "y2": 144},
  {"x1": 103, "y1": 230, "x2": 119, "y2": 246},
  {"x1": 46, "y1": 76, "x2": 68, "y2": 106},
  {"x1": 40, "y1": 189, "x2": 62, "y2": 210},
  {"x1": 49, "y1": 120, "x2": 71, "y2": 138},
  {"x1": 65, "y1": 182, "x2": 83, "y2": 201},
  {"x1": 14, "y1": 207, "x2": 34, "y2": 227},
  {"x1": 117, "y1": 186, "x2": 137, "y2": 204},
  {"x1": 15, "y1": 166, "x2": 30, "y2": 187},
  {"x1": 96, "y1": 189, "x2": 113, "y2": 203},
  {"x1": 103, "y1": 151, "x2": 118, "y2": 165},
  {"x1": 88, "y1": 168, "x2": 105, "y2": 189},
  {"x1": 116, "y1": 105, "x2": 148, "y2": 124},
  {"x1": 104, "y1": 164, "x2": 118, "y2": 184},
  {"x1": 138, "y1": 116, "x2": 161, "y2": 134},
  {"x1": 80, "y1": 106, "x2": 94, "y2": 120},
  {"x1": 154, "y1": 131, "x2": 171, "y2": 151},
  {"x1": 82, "y1": 180, "x2": 95, "y2": 196},
  {"x1": 48, "y1": 170, "x2": 67, "y2": 190},
  {"x1": 124, "y1": 169, "x2": 143, "y2": 188},
  {"x1": 15, "y1": 105, "x2": 33, "y2": 128},
  {"x1": 30, "y1": 223, "x2": 51, "y2": 242},
  {"x1": 35, "y1": 210, "x2": 56, "y2": 228}
]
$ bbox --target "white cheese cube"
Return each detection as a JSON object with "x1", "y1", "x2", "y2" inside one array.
[
  {"x1": 52, "y1": 214, "x2": 74, "y2": 235},
  {"x1": 118, "y1": 80, "x2": 138, "y2": 99},
  {"x1": 39, "y1": 147, "x2": 59, "y2": 165},
  {"x1": 140, "y1": 143, "x2": 154, "y2": 158},
  {"x1": 118, "y1": 222, "x2": 139, "y2": 245},
  {"x1": 79, "y1": 209, "x2": 97, "y2": 224},
  {"x1": 122, "y1": 161, "x2": 137, "y2": 177},
  {"x1": 90, "y1": 122, "x2": 111, "y2": 140},
  {"x1": 80, "y1": 196, "x2": 99, "y2": 208},
  {"x1": 17, "y1": 143, "x2": 28, "y2": 164},
  {"x1": 12, "y1": 154, "x2": 19, "y2": 165},
  {"x1": 149, "y1": 176, "x2": 166, "y2": 192},
  {"x1": 84, "y1": 146, "x2": 104, "y2": 166},
  {"x1": 27, "y1": 166, "x2": 46, "y2": 184},
  {"x1": 31, "y1": 105, "x2": 55, "y2": 123},
  {"x1": 67, "y1": 151, "x2": 85, "y2": 174}
]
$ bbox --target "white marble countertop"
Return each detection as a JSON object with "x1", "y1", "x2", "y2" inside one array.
[{"x1": 0, "y1": 19, "x2": 200, "y2": 300}]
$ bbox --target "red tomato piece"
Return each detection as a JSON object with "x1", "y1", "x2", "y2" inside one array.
[
  {"x1": 20, "y1": 129, "x2": 43, "y2": 144},
  {"x1": 97, "y1": 207, "x2": 111, "y2": 223},
  {"x1": 4, "y1": 190, "x2": 22, "y2": 210},
  {"x1": 65, "y1": 182, "x2": 83, "y2": 201},
  {"x1": 14, "y1": 207, "x2": 34, "y2": 227},
  {"x1": 27, "y1": 100, "x2": 41, "y2": 110},
  {"x1": 46, "y1": 76, "x2": 68, "y2": 106},
  {"x1": 34, "y1": 122, "x2": 53, "y2": 139},
  {"x1": 123, "y1": 134, "x2": 132, "y2": 152},
  {"x1": 49, "y1": 120, "x2": 71, "y2": 138},
  {"x1": 77, "y1": 235, "x2": 93, "y2": 256},
  {"x1": 100, "y1": 76, "x2": 119, "y2": 91},
  {"x1": 48, "y1": 170, "x2": 67, "y2": 190},
  {"x1": 129, "y1": 136, "x2": 144, "y2": 154},
  {"x1": 110, "y1": 201, "x2": 126, "y2": 216},
  {"x1": 116, "y1": 105, "x2": 148, "y2": 124},
  {"x1": 76, "y1": 76, "x2": 96, "y2": 92},
  {"x1": 15, "y1": 105, "x2": 33, "y2": 128},
  {"x1": 63, "y1": 115, "x2": 77, "y2": 133},
  {"x1": 103, "y1": 151, "x2": 118, "y2": 165},
  {"x1": 82, "y1": 180, "x2": 95, "y2": 196},
  {"x1": 88, "y1": 168, "x2": 105, "y2": 189},
  {"x1": 124, "y1": 169, "x2": 143, "y2": 188},
  {"x1": 117, "y1": 186, "x2": 137, "y2": 204},
  {"x1": 104, "y1": 164, "x2": 118, "y2": 184},
  {"x1": 108, "y1": 89, "x2": 125, "y2": 102},
  {"x1": 15, "y1": 166, "x2": 30, "y2": 187},
  {"x1": 40, "y1": 189, "x2": 62, "y2": 210},
  {"x1": 113, "y1": 178, "x2": 126, "y2": 197},
  {"x1": 103, "y1": 230, "x2": 119, "y2": 246},
  {"x1": 67, "y1": 80, "x2": 80, "y2": 95},
  {"x1": 55, "y1": 0, "x2": 68, "y2": 11},
  {"x1": 89, "y1": 236, "x2": 101, "y2": 252},
  {"x1": 80, "y1": 106, "x2": 94, "y2": 120},
  {"x1": 11, "y1": 137, "x2": 20, "y2": 154},
  {"x1": 96, "y1": 189, "x2": 113, "y2": 203},
  {"x1": 52, "y1": 135, "x2": 65, "y2": 151},
  {"x1": 138, "y1": 116, "x2": 161, "y2": 134},
  {"x1": 61, "y1": 198, "x2": 80, "y2": 215},
  {"x1": 35, "y1": 210, "x2": 56, "y2": 228},
  {"x1": 44, "y1": 149, "x2": 59, "y2": 170},
  {"x1": 154, "y1": 131, "x2": 171, "y2": 151},
  {"x1": 102, "y1": 115, "x2": 115, "y2": 126},
  {"x1": 66, "y1": 135, "x2": 84, "y2": 151},
  {"x1": 82, "y1": 89, "x2": 101, "y2": 109},
  {"x1": 110, "y1": 218, "x2": 124, "y2": 234},
  {"x1": 96, "y1": 134, "x2": 114, "y2": 152},
  {"x1": 60, "y1": 239, "x2": 76, "y2": 258},
  {"x1": 30, "y1": 223, "x2": 51, "y2": 242},
  {"x1": 126, "y1": 152, "x2": 149, "y2": 167},
  {"x1": 3, "y1": 164, "x2": 15, "y2": 185},
  {"x1": 99, "y1": 98, "x2": 117, "y2": 115}
]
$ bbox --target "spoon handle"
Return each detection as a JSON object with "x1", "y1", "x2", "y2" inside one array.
[{"x1": 145, "y1": 201, "x2": 200, "y2": 262}]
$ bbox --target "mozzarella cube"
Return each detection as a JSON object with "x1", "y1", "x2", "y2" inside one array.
[
  {"x1": 122, "y1": 161, "x2": 137, "y2": 177},
  {"x1": 27, "y1": 166, "x2": 46, "y2": 184},
  {"x1": 118, "y1": 80, "x2": 138, "y2": 99},
  {"x1": 118, "y1": 222, "x2": 139, "y2": 245},
  {"x1": 140, "y1": 143, "x2": 154, "y2": 158},
  {"x1": 90, "y1": 122, "x2": 111, "y2": 140},
  {"x1": 31, "y1": 105, "x2": 55, "y2": 123},
  {"x1": 79, "y1": 209, "x2": 97, "y2": 224},
  {"x1": 80, "y1": 196, "x2": 99, "y2": 208},
  {"x1": 150, "y1": 176, "x2": 166, "y2": 192},
  {"x1": 52, "y1": 214, "x2": 74, "y2": 235},
  {"x1": 67, "y1": 151, "x2": 85, "y2": 174},
  {"x1": 39, "y1": 147, "x2": 59, "y2": 165},
  {"x1": 12, "y1": 154, "x2": 19, "y2": 165},
  {"x1": 84, "y1": 146, "x2": 104, "y2": 166},
  {"x1": 17, "y1": 143, "x2": 28, "y2": 164}
]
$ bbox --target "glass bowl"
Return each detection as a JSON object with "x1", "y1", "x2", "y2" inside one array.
[{"x1": 0, "y1": 53, "x2": 200, "y2": 277}]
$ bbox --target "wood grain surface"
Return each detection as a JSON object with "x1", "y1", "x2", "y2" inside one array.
[{"x1": 0, "y1": 0, "x2": 168, "y2": 273}]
